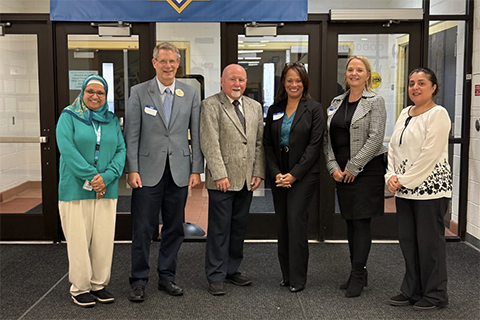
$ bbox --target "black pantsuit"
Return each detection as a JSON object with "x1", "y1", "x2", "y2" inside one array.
[
  {"x1": 272, "y1": 160, "x2": 319, "y2": 286},
  {"x1": 129, "y1": 162, "x2": 188, "y2": 287},
  {"x1": 395, "y1": 197, "x2": 449, "y2": 307},
  {"x1": 205, "y1": 185, "x2": 252, "y2": 283},
  {"x1": 264, "y1": 98, "x2": 325, "y2": 288}
]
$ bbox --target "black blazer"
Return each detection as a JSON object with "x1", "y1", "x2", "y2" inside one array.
[{"x1": 263, "y1": 99, "x2": 325, "y2": 181}]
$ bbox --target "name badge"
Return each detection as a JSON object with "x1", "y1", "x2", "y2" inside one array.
[
  {"x1": 82, "y1": 180, "x2": 93, "y2": 191},
  {"x1": 144, "y1": 105, "x2": 157, "y2": 116},
  {"x1": 273, "y1": 112, "x2": 284, "y2": 121}
]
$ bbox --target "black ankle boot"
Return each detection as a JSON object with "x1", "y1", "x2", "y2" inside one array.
[
  {"x1": 345, "y1": 267, "x2": 366, "y2": 298},
  {"x1": 339, "y1": 275, "x2": 351, "y2": 290},
  {"x1": 340, "y1": 268, "x2": 367, "y2": 290}
]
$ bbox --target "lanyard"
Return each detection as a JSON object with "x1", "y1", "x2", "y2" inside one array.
[{"x1": 92, "y1": 122, "x2": 101, "y2": 165}]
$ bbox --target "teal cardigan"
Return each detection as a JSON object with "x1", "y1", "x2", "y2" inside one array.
[{"x1": 56, "y1": 112, "x2": 126, "y2": 201}]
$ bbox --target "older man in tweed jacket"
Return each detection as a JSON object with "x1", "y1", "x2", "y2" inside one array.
[{"x1": 200, "y1": 64, "x2": 265, "y2": 296}]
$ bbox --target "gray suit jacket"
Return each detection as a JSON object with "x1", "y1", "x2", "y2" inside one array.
[
  {"x1": 324, "y1": 89, "x2": 387, "y2": 176},
  {"x1": 124, "y1": 77, "x2": 204, "y2": 187},
  {"x1": 200, "y1": 91, "x2": 265, "y2": 191}
]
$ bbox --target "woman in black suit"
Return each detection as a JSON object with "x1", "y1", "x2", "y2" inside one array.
[{"x1": 264, "y1": 62, "x2": 325, "y2": 293}]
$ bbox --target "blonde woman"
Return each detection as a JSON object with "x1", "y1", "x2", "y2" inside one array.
[{"x1": 324, "y1": 56, "x2": 387, "y2": 298}]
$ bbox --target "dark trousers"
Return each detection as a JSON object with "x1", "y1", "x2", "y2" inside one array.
[
  {"x1": 205, "y1": 184, "x2": 252, "y2": 283},
  {"x1": 129, "y1": 162, "x2": 187, "y2": 287},
  {"x1": 395, "y1": 197, "x2": 449, "y2": 306},
  {"x1": 271, "y1": 170, "x2": 319, "y2": 287},
  {"x1": 346, "y1": 218, "x2": 372, "y2": 269}
]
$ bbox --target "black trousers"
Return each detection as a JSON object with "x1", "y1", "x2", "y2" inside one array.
[
  {"x1": 205, "y1": 184, "x2": 252, "y2": 283},
  {"x1": 129, "y1": 162, "x2": 188, "y2": 287},
  {"x1": 395, "y1": 197, "x2": 449, "y2": 306},
  {"x1": 271, "y1": 151, "x2": 319, "y2": 287}
]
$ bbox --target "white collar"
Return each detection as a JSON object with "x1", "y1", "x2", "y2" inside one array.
[{"x1": 156, "y1": 77, "x2": 175, "y2": 94}]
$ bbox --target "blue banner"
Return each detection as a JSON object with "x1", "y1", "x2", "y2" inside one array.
[{"x1": 50, "y1": 0, "x2": 307, "y2": 22}]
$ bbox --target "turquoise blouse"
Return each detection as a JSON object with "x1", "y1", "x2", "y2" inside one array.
[
  {"x1": 280, "y1": 111, "x2": 296, "y2": 147},
  {"x1": 56, "y1": 112, "x2": 126, "y2": 201}
]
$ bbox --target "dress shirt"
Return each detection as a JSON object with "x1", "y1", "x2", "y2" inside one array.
[{"x1": 155, "y1": 77, "x2": 176, "y2": 105}]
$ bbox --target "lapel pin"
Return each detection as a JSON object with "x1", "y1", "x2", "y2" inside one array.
[
  {"x1": 175, "y1": 89, "x2": 184, "y2": 97},
  {"x1": 149, "y1": 90, "x2": 154, "y2": 93}
]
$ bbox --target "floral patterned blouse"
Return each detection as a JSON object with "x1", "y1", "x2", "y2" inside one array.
[{"x1": 385, "y1": 105, "x2": 452, "y2": 199}]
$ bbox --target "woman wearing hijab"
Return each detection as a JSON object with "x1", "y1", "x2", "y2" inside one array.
[{"x1": 56, "y1": 75, "x2": 126, "y2": 307}]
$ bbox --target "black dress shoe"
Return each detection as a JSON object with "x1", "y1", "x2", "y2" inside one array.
[
  {"x1": 226, "y1": 273, "x2": 252, "y2": 286},
  {"x1": 390, "y1": 293, "x2": 414, "y2": 306},
  {"x1": 158, "y1": 280, "x2": 184, "y2": 296},
  {"x1": 128, "y1": 285, "x2": 145, "y2": 302},
  {"x1": 280, "y1": 280, "x2": 290, "y2": 287},
  {"x1": 289, "y1": 285, "x2": 305, "y2": 293},
  {"x1": 208, "y1": 282, "x2": 226, "y2": 296}
]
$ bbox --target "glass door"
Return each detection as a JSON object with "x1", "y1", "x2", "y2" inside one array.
[
  {"x1": 324, "y1": 22, "x2": 422, "y2": 240},
  {"x1": 223, "y1": 22, "x2": 321, "y2": 240},
  {"x1": 55, "y1": 22, "x2": 154, "y2": 240},
  {"x1": 0, "y1": 16, "x2": 58, "y2": 240}
]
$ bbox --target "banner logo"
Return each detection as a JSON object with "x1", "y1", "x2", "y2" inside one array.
[{"x1": 166, "y1": 0, "x2": 194, "y2": 13}]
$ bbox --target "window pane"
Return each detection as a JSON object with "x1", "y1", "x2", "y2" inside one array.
[
  {"x1": 0, "y1": 34, "x2": 43, "y2": 215},
  {"x1": 428, "y1": 21, "x2": 465, "y2": 139},
  {"x1": 427, "y1": 21, "x2": 466, "y2": 237},
  {"x1": 338, "y1": 33, "x2": 409, "y2": 140},
  {"x1": 430, "y1": 0, "x2": 466, "y2": 15},
  {"x1": 447, "y1": 143, "x2": 461, "y2": 236},
  {"x1": 238, "y1": 34, "x2": 309, "y2": 215}
]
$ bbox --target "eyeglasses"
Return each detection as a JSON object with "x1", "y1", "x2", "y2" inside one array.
[
  {"x1": 85, "y1": 89, "x2": 106, "y2": 97},
  {"x1": 399, "y1": 116, "x2": 412, "y2": 146},
  {"x1": 155, "y1": 59, "x2": 178, "y2": 66}
]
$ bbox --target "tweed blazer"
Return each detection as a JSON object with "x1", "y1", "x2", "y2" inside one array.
[
  {"x1": 323, "y1": 89, "x2": 387, "y2": 176},
  {"x1": 124, "y1": 77, "x2": 204, "y2": 187},
  {"x1": 200, "y1": 91, "x2": 265, "y2": 191}
]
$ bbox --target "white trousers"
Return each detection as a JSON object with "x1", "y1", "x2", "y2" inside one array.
[{"x1": 59, "y1": 199, "x2": 117, "y2": 295}]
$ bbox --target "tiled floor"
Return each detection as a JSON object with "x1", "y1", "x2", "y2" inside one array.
[
  {"x1": 185, "y1": 183, "x2": 209, "y2": 233},
  {"x1": 0, "y1": 189, "x2": 42, "y2": 214}
]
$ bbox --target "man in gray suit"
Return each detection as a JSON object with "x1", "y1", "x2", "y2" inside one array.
[
  {"x1": 124, "y1": 42, "x2": 203, "y2": 302},
  {"x1": 200, "y1": 64, "x2": 265, "y2": 296}
]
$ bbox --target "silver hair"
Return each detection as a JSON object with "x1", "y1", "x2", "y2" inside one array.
[{"x1": 153, "y1": 42, "x2": 181, "y2": 60}]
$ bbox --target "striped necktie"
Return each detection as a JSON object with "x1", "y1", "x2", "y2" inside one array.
[
  {"x1": 233, "y1": 100, "x2": 245, "y2": 132},
  {"x1": 164, "y1": 88, "x2": 173, "y2": 125}
]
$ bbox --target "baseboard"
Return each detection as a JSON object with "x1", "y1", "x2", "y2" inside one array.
[
  {"x1": 0, "y1": 181, "x2": 41, "y2": 203},
  {"x1": 465, "y1": 233, "x2": 480, "y2": 250}
]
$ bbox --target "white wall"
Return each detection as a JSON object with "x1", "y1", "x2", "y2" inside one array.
[
  {"x1": 0, "y1": 0, "x2": 49, "y2": 13},
  {"x1": 467, "y1": 0, "x2": 480, "y2": 241},
  {"x1": 430, "y1": 0, "x2": 467, "y2": 14},
  {"x1": 308, "y1": 0, "x2": 422, "y2": 12}
]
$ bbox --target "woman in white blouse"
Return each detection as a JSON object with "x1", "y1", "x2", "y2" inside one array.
[{"x1": 386, "y1": 67, "x2": 452, "y2": 310}]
